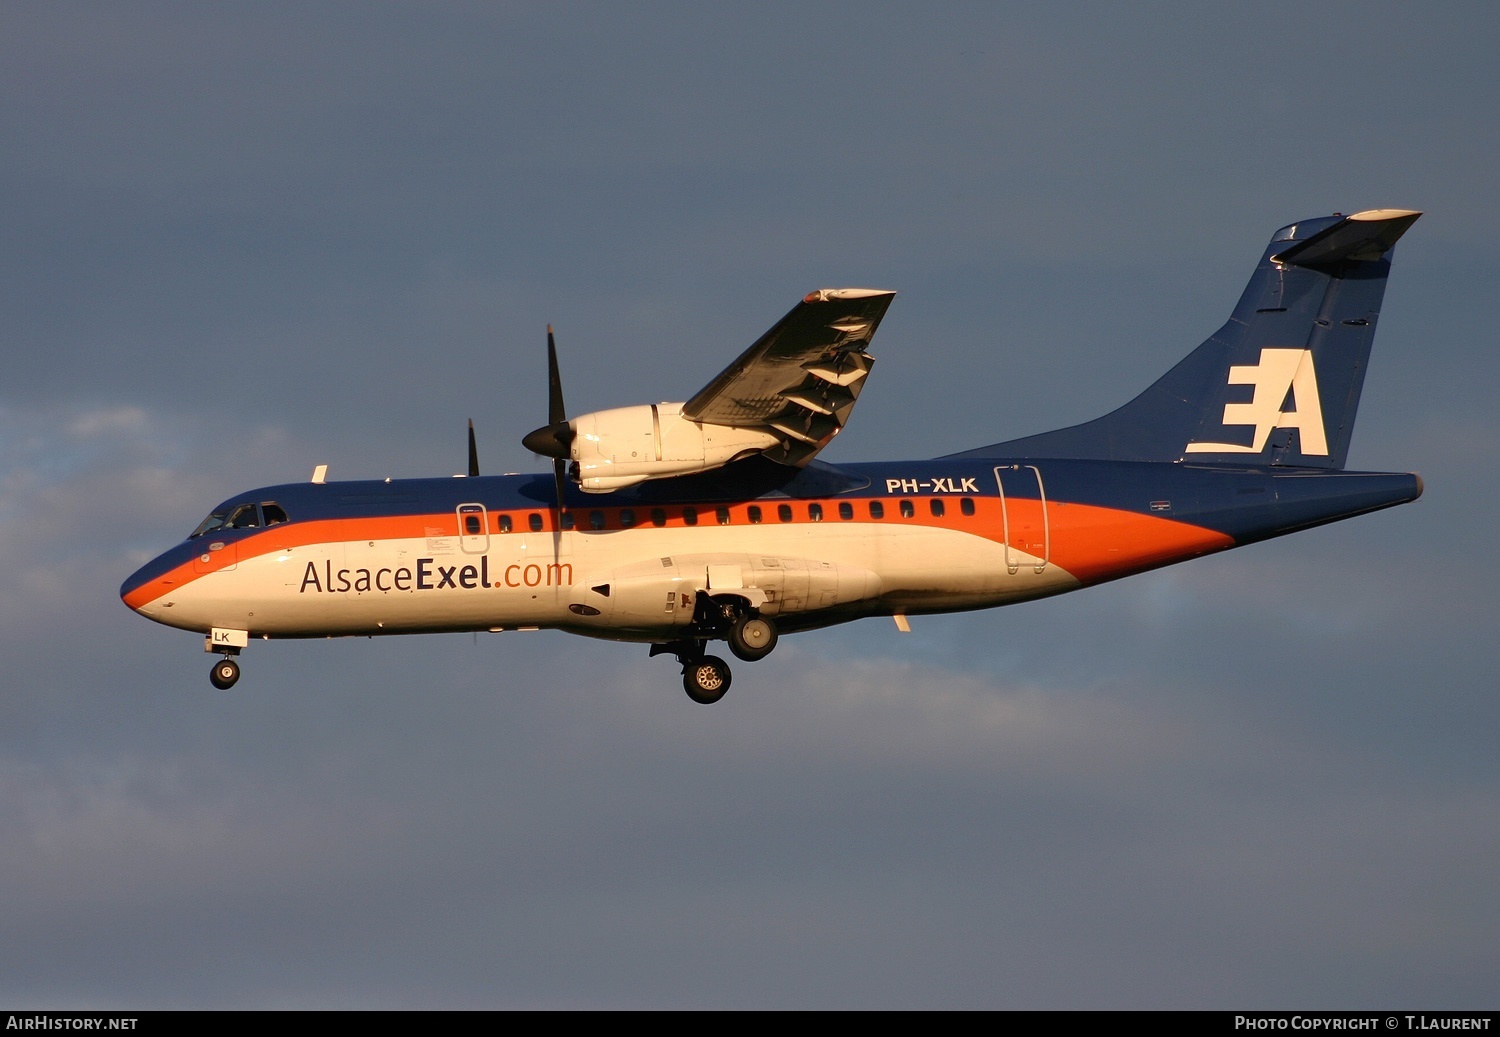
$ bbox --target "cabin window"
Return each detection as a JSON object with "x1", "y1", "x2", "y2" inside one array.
[
  {"x1": 838, "y1": 501, "x2": 853, "y2": 520},
  {"x1": 497, "y1": 513, "x2": 513, "y2": 533},
  {"x1": 650, "y1": 508, "x2": 667, "y2": 528},
  {"x1": 808, "y1": 503, "x2": 824, "y2": 522},
  {"x1": 560, "y1": 511, "x2": 575, "y2": 530},
  {"x1": 869, "y1": 501, "x2": 885, "y2": 520},
  {"x1": 961, "y1": 498, "x2": 975, "y2": 516},
  {"x1": 528, "y1": 512, "x2": 543, "y2": 532},
  {"x1": 716, "y1": 506, "x2": 731, "y2": 525},
  {"x1": 929, "y1": 499, "x2": 945, "y2": 518},
  {"x1": 457, "y1": 504, "x2": 486, "y2": 540},
  {"x1": 900, "y1": 499, "x2": 915, "y2": 518},
  {"x1": 589, "y1": 510, "x2": 605, "y2": 530},
  {"x1": 682, "y1": 507, "x2": 698, "y2": 526},
  {"x1": 778, "y1": 504, "x2": 793, "y2": 522},
  {"x1": 262, "y1": 503, "x2": 288, "y2": 525},
  {"x1": 748, "y1": 505, "x2": 762, "y2": 524},
  {"x1": 620, "y1": 509, "x2": 636, "y2": 528}
]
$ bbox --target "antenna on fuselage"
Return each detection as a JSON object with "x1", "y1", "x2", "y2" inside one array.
[{"x1": 520, "y1": 324, "x2": 575, "y2": 518}]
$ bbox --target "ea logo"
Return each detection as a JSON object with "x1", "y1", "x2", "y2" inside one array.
[{"x1": 1186, "y1": 348, "x2": 1328, "y2": 456}]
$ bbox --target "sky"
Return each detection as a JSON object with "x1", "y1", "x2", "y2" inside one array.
[{"x1": 2, "y1": 1, "x2": 1497, "y2": 1008}]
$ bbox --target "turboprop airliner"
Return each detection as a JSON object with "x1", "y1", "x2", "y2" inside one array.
[{"x1": 121, "y1": 209, "x2": 1425, "y2": 703}]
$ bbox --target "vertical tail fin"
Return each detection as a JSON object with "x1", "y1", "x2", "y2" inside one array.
[{"x1": 950, "y1": 209, "x2": 1421, "y2": 469}]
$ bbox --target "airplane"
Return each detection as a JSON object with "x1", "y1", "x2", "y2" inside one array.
[{"x1": 121, "y1": 208, "x2": 1425, "y2": 704}]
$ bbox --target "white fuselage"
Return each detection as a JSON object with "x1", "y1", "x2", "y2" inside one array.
[{"x1": 131, "y1": 517, "x2": 1073, "y2": 643}]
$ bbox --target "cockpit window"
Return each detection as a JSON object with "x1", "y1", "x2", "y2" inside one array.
[
  {"x1": 225, "y1": 504, "x2": 261, "y2": 529},
  {"x1": 189, "y1": 511, "x2": 228, "y2": 538},
  {"x1": 190, "y1": 501, "x2": 287, "y2": 539}
]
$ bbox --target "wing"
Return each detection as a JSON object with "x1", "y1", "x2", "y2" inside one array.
[{"x1": 682, "y1": 288, "x2": 896, "y2": 467}]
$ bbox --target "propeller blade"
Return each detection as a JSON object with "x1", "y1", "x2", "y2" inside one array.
[
  {"x1": 522, "y1": 324, "x2": 578, "y2": 461},
  {"x1": 547, "y1": 325, "x2": 566, "y2": 426},
  {"x1": 554, "y1": 458, "x2": 569, "y2": 516},
  {"x1": 467, "y1": 419, "x2": 479, "y2": 478}
]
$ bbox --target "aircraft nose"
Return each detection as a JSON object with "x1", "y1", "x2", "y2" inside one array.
[
  {"x1": 120, "y1": 550, "x2": 174, "y2": 615},
  {"x1": 120, "y1": 565, "x2": 150, "y2": 613}
]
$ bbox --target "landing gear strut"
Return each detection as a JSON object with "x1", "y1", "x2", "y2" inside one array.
[{"x1": 209, "y1": 654, "x2": 241, "y2": 690}]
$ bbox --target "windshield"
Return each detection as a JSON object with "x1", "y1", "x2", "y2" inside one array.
[
  {"x1": 188, "y1": 500, "x2": 288, "y2": 539},
  {"x1": 189, "y1": 510, "x2": 229, "y2": 539}
]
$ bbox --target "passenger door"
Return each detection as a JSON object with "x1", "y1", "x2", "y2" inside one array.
[{"x1": 993, "y1": 465, "x2": 1051, "y2": 575}]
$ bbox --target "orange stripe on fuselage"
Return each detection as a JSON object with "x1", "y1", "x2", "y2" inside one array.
[
  {"x1": 993, "y1": 498, "x2": 1234, "y2": 583},
  {"x1": 122, "y1": 497, "x2": 1234, "y2": 611}
]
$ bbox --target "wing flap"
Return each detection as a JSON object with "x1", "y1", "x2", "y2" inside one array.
[{"x1": 682, "y1": 288, "x2": 895, "y2": 468}]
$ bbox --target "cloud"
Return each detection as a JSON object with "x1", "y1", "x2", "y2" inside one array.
[{"x1": 4, "y1": 634, "x2": 1495, "y2": 1007}]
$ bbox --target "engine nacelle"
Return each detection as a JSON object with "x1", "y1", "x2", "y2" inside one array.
[{"x1": 569, "y1": 402, "x2": 780, "y2": 493}]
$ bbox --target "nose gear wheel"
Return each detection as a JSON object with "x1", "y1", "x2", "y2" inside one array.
[{"x1": 209, "y1": 657, "x2": 241, "y2": 690}]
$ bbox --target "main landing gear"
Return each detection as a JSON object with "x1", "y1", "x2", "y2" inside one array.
[
  {"x1": 683, "y1": 654, "x2": 732, "y2": 704},
  {"x1": 727, "y1": 613, "x2": 777, "y2": 662},
  {"x1": 651, "y1": 595, "x2": 780, "y2": 704}
]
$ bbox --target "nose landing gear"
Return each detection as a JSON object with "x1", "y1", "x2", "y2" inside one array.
[
  {"x1": 204, "y1": 628, "x2": 249, "y2": 690},
  {"x1": 209, "y1": 654, "x2": 241, "y2": 690}
]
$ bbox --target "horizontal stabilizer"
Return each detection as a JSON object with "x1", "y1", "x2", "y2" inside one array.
[{"x1": 1270, "y1": 209, "x2": 1421, "y2": 268}]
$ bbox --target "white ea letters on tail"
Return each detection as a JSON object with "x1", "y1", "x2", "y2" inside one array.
[{"x1": 1186, "y1": 348, "x2": 1327, "y2": 456}]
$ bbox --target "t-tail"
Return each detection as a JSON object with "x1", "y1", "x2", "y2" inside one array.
[{"x1": 950, "y1": 209, "x2": 1422, "y2": 469}]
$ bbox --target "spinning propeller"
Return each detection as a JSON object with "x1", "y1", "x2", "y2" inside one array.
[{"x1": 521, "y1": 325, "x2": 575, "y2": 512}]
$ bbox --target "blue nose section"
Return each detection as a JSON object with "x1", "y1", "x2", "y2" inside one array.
[
  {"x1": 120, "y1": 559, "x2": 158, "y2": 612},
  {"x1": 120, "y1": 544, "x2": 191, "y2": 612}
]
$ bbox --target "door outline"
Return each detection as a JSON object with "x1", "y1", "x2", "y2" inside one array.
[
  {"x1": 193, "y1": 538, "x2": 238, "y2": 574},
  {"x1": 992, "y1": 465, "x2": 1050, "y2": 575},
  {"x1": 457, "y1": 503, "x2": 489, "y2": 554}
]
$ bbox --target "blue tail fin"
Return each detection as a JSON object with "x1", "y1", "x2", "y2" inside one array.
[{"x1": 948, "y1": 209, "x2": 1421, "y2": 469}]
